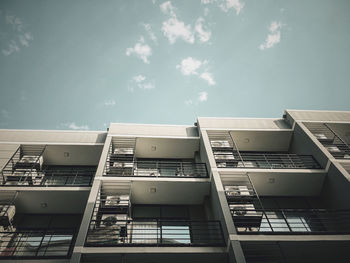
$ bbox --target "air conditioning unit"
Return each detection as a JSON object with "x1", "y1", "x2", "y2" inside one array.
[
  {"x1": 0, "y1": 205, "x2": 15, "y2": 227},
  {"x1": 314, "y1": 133, "x2": 328, "y2": 140},
  {"x1": 230, "y1": 204, "x2": 257, "y2": 217},
  {"x1": 114, "y1": 148, "x2": 134, "y2": 155},
  {"x1": 225, "y1": 186, "x2": 251, "y2": 197},
  {"x1": 211, "y1": 140, "x2": 230, "y2": 148},
  {"x1": 326, "y1": 146, "x2": 341, "y2": 153}
]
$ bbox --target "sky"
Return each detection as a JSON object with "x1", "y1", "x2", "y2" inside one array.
[{"x1": 0, "y1": 0, "x2": 350, "y2": 131}]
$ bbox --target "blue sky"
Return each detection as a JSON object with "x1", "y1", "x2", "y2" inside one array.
[{"x1": 0, "y1": 0, "x2": 349, "y2": 130}]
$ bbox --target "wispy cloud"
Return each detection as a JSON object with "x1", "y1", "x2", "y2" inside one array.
[
  {"x1": 129, "y1": 75, "x2": 155, "y2": 91},
  {"x1": 160, "y1": 1, "x2": 176, "y2": 16},
  {"x1": 142, "y1": 23, "x2": 158, "y2": 44},
  {"x1": 63, "y1": 122, "x2": 89, "y2": 130},
  {"x1": 259, "y1": 21, "x2": 282, "y2": 50},
  {"x1": 104, "y1": 99, "x2": 116, "y2": 106},
  {"x1": 184, "y1": 99, "x2": 193, "y2": 105},
  {"x1": 176, "y1": 57, "x2": 204, "y2": 75},
  {"x1": 126, "y1": 36, "x2": 152, "y2": 63},
  {"x1": 219, "y1": 0, "x2": 244, "y2": 14},
  {"x1": 201, "y1": 0, "x2": 244, "y2": 15},
  {"x1": 177, "y1": 57, "x2": 216, "y2": 86},
  {"x1": 160, "y1": 2, "x2": 213, "y2": 44},
  {"x1": 195, "y1": 17, "x2": 211, "y2": 43},
  {"x1": 200, "y1": 72, "x2": 216, "y2": 86},
  {"x1": 198, "y1": 91, "x2": 208, "y2": 102},
  {"x1": 185, "y1": 91, "x2": 209, "y2": 105},
  {"x1": 162, "y1": 17, "x2": 194, "y2": 44},
  {"x1": 1, "y1": 11, "x2": 33, "y2": 56}
]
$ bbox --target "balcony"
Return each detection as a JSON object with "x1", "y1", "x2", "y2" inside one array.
[
  {"x1": 215, "y1": 152, "x2": 320, "y2": 169},
  {"x1": 304, "y1": 122, "x2": 350, "y2": 159},
  {"x1": 231, "y1": 208, "x2": 350, "y2": 234},
  {"x1": 0, "y1": 229, "x2": 76, "y2": 258},
  {"x1": 86, "y1": 219, "x2": 224, "y2": 247},
  {"x1": 1, "y1": 168, "x2": 95, "y2": 187},
  {"x1": 105, "y1": 161, "x2": 208, "y2": 178}
]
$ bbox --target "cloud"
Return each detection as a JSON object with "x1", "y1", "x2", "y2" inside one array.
[
  {"x1": 133, "y1": 75, "x2": 146, "y2": 83},
  {"x1": 5, "y1": 14, "x2": 24, "y2": 32},
  {"x1": 201, "y1": 0, "x2": 244, "y2": 15},
  {"x1": 195, "y1": 17, "x2": 211, "y2": 42},
  {"x1": 219, "y1": 0, "x2": 244, "y2": 14},
  {"x1": 130, "y1": 75, "x2": 155, "y2": 91},
  {"x1": 200, "y1": 72, "x2": 216, "y2": 86},
  {"x1": 162, "y1": 17, "x2": 195, "y2": 44},
  {"x1": 142, "y1": 23, "x2": 157, "y2": 44},
  {"x1": 104, "y1": 99, "x2": 116, "y2": 106},
  {"x1": 184, "y1": 99, "x2": 193, "y2": 105},
  {"x1": 198, "y1": 91, "x2": 208, "y2": 102},
  {"x1": 64, "y1": 122, "x2": 89, "y2": 130},
  {"x1": 259, "y1": 21, "x2": 282, "y2": 50},
  {"x1": 2, "y1": 40, "x2": 20, "y2": 56},
  {"x1": 177, "y1": 57, "x2": 216, "y2": 86},
  {"x1": 176, "y1": 57, "x2": 203, "y2": 75},
  {"x1": 126, "y1": 37, "x2": 152, "y2": 63},
  {"x1": 1, "y1": 12, "x2": 33, "y2": 56},
  {"x1": 160, "y1": 1, "x2": 176, "y2": 16}
]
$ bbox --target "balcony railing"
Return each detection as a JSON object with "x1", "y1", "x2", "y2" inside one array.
[
  {"x1": 231, "y1": 209, "x2": 350, "y2": 234},
  {"x1": 304, "y1": 122, "x2": 350, "y2": 159},
  {"x1": 1, "y1": 169, "x2": 95, "y2": 187},
  {"x1": 86, "y1": 220, "x2": 225, "y2": 247},
  {"x1": 105, "y1": 161, "x2": 209, "y2": 178},
  {"x1": 0, "y1": 229, "x2": 75, "y2": 259},
  {"x1": 215, "y1": 152, "x2": 321, "y2": 169}
]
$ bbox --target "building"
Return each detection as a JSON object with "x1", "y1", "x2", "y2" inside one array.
[{"x1": 0, "y1": 109, "x2": 349, "y2": 263}]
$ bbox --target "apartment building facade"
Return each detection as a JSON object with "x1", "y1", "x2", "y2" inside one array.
[{"x1": 0, "y1": 110, "x2": 349, "y2": 263}]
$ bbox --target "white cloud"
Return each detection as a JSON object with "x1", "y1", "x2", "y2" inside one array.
[
  {"x1": 65, "y1": 122, "x2": 89, "y2": 130},
  {"x1": 184, "y1": 99, "x2": 193, "y2": 105},
  {"x1": 104, "y1": 99, "x2": 116, "y2": 106},
  {"x1": 201, "y1": 0, "x2": 244, "y2": 15},
  {"x1": 259, "y1": 21, "x2": 283, "y2": 50},
  {"x1": 2, "y1": 40, "x2": 20, "y2": 56},
  {"x1": 219, "y1": 0, "x2": 244, "y2": 14},
  {"x1": 133, "y1": 75, "x2": 146, "y2": 83},
  {"x1": 204, "y1": 7, "x2": 210, "y2": 16},
  {"x1": 1, "y1": 12, "x2": 33, "y2": 56},
  {"x1": 130, "y1": 75, "x2": 155, "y2": 91},
  {"x1": 126, "y1": 37, "x2": 152, "y2": 63},
  {"x1": 176, "y1": 57, "x2": 203, "y2": 75},
  {"x1": 195, "y1": 17, "x2": 211, "y2": 43},
  {"x1": 201, "y1": 0, "x2": 216, "y2": 3},
  {"x1": 142, "y1": 23, "x2": 157, "y2": 44},
  {"x1": 160, "y1": 1, "x2": 176, "y2": 16},
  {"x1": 162, "y1": 17, "x2": 194, "y2": 44},
  {"x1": 200, "y1": 72, "x2": 216, "y2": 86},
  {"x1": 5, "y1": 14, "x2": 24, "y2": 32},
  {"x1": 198, "y1": 91, "x2": 208, "y2": 102}
]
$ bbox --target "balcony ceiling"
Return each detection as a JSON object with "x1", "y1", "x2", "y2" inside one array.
[
  {"x1": 135, "y1": 137, "x2": 199, "y2": 159},
  {"x1": 229, "y1": 130, "x2": 292, "y2": 152},
  {"x1": 43, "y1": 145, "x2": 103, "y2": 166},
  {"x1": 131, "y1": 180, "x2": 210, "y2": 205}
]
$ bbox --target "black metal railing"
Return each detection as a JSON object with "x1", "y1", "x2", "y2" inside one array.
[
  {"x1": 0, "y1": 229, "x2": 75, "y2": 259},
  {"x1": 304, "y1": 122, "x2": 350, "y2": 159},
  {"x1": 105, "y1": 161, "x2": 209, "y2": 178},
  {"x1": 0, "y1": 169, "x2": 95, "y2": 187},
  {"x1": 231, "y1": 209, "x2": 350, "y2": 234},
  {"x1": 215, "y1": 152, "x2": 320, "y2": 169},
  {"x1": 86, "y1": 220, "x2": 225, "y2": 247}
]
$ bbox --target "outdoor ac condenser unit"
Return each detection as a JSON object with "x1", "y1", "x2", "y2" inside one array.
[{"x1": 0, "y1": 205, "x2": 15, "y2": 227}]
